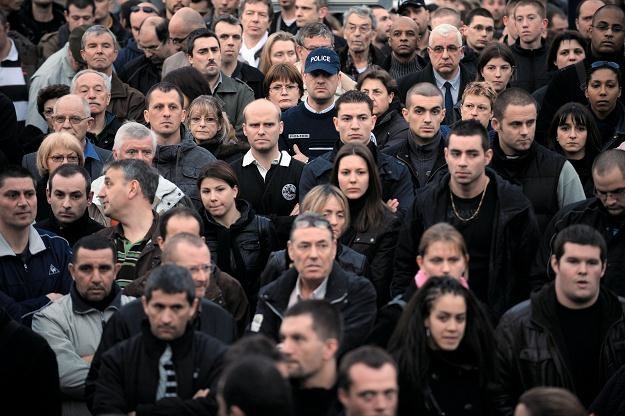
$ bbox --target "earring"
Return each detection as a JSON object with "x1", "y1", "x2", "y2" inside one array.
[{"x1": 426, "y1": 327, "x2": 431, "y2": 337}]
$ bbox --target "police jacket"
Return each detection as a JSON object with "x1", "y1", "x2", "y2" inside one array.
[
  {"x1": 92, "y1": 320, "x2": 225, "y2": 416},
  {"x1": 0, "y1": 226, "x2": 72, "y2": 324},
  {"x1": 531, "y1": 198, "x2": 625, "y2": 296},
  {"x1": 298, "y1": 140, "x2": 414, "y2": 216},
  {"x1": 391, "y1": 169, "x2": 540, "y2": 319},
  {"x1": 202, "y1": 199, "x2": 276, "y2": 304},
  {"x1": 259, "y1": 244, "x2": 369, "y2": 287},
  {"x1": 491, "y1": 284, "x2": 625, "y2": 415},
  {"x1": 489, "y1": 138, "x2": 567, "y2": 231},
  {"x1": 154, "y1": 125, "x2": 216, "y2": 211},
  {"x1": 251, "y1": 263, "x2": 377, "y2": 353},
  {"x1": 373, "y1": 105, "x2": 411, "y2": 151}
]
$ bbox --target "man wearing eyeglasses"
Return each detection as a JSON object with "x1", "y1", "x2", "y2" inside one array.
[
  {"x1": 532, "y1": 149, "x2": 625, "y2": 297},
  {"x1": 114, "y1": 2, "x2": 160, "y2": 71},
  {"x1": 460, "y1": 8, "x2": 495, "y2": 74},
  {"x1": 537, "y1": 4, "x2": 625, "y2": 141},
  {"x1": 398, "y1": 24, "x2": 476, "y2": 127},
  {"x1": 36, "y1": 165, "x2": 103, "y2": 246},
  {"x1": 22, "y1": 94, "x2": 113, "y2": 182},
  {"x1": 119, "y1": 16, "x2": 175, "y2": 94},
  {"x1": 339, "y1": 6, "x2": 386, "y2": 82},
  {"x1": 160, "y1": 7, "x2": 206, "y2": 77}
]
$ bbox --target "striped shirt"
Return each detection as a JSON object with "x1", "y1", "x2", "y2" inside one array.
[
  {"x1": 0, "y1": 39, "x2": 27, "y2": 121},
  {"x1": 157, "y1": 345, "x2": 177, "y2": 399}
]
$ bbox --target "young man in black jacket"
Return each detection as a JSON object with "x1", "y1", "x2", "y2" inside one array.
[
  {"x1": 391, "y1": 120, "x2": 540, "y2": 320},
  {"x1": 91, "y1": 265, "x2": 226, "y2": 415},
  {"x1": 493, "y1": 224, "x2": 625, "y2": 413}
]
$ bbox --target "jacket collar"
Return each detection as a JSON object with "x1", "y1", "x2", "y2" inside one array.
[
  {"x1": 140, "y1": 317, "x2": 195, "y2": 359},
  {"x1": 70, "y1": 282, "x2": 124, "y2": 314},
  {"x1": 0, "y1": 225, "x2": 46, "y2": 257}
]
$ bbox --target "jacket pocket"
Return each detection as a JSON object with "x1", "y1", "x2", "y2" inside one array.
[{"x1": 519, "y1": 348, "x2": 557, "y2": 385}]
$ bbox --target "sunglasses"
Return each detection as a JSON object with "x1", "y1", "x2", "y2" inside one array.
[
  {"x1": 591, "y1": 61, "x2": 620, "y2": 70},
  {"x1": 130, "y1": 6, "x2": 158, "y2": 14}
]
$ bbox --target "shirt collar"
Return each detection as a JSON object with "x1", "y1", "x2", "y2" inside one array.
[
  {"x1": 84, "y1": 139, "x2": 101, "y2": 161},
  {"x1": 3, "y1": 39, "x2": 18, "y2": 62},
  {"x1": 0, "y1": 225, "x2": 47, "y2": 257},
  {"x1": 241, "y1": 149, "x2": 291, "y2": 167},
  {"x1": 304, "y1": 98, "x2": 335, "y2": 114},
  {"x1": 433, "y1": 68, "x2": 461, "y2": 91},
  {"x1": 210, "y1": 72, "x2": 223, "y2": 94},
  {"x1": 289, "y1": 275, "x2": 329, "y2": 306},
  {"x1": 241, "y1": 31, "x2": 269, "y2": 55}
]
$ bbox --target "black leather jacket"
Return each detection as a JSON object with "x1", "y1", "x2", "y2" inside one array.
[{"x1": 492, "y1": 284, "x2": 625, "y2": 415}]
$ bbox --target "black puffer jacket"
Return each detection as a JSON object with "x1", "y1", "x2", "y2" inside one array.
[
  {"x1": 509, "y1": 38, "x2": 550, "y2": 93},
  {"x1": 202, "y1": 199, "x2": 276, "y2": 305},
  {"x1": 492, "y1": 284, "x2": 625, "y2": 415},
  {"x1": 250, "y1": 263, "x2": 377, "y2": 353},
  {"x1": 391, "y1": 169, "x2": 540, "y2": 319},
  {"x1": 373, "y1": 104, "x2": 411, "y2": 151},
  {"x1": 259, "y1": 244, "x2": 369, "y2": 287}
]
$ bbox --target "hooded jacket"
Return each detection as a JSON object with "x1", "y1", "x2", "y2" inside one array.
[
  {"x1": 251, "y1": 263, "x2": 377, "y2": 353},
  {"x1": 492, "y1": 283, "x2": 625, "y2": 415},
  {"x1": 154, "y1": 125, "x2": 216, "y2": 211},
  {"x1": 391, "y1": 169, "x2": 540, "y2": 319}
]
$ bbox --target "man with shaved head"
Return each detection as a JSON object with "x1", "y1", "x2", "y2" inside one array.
[
  {"x1": 383, "y1": 16, "x2": 423, "y2": 81},
  {"x1": 114, "y1": 1, "x2": 160, "y2": 71},
  {"x1": 231, "y1": 99, "x2": 304, "y2": 246},
  {"x1": 161, "y1": 7, "x2": 206, "y2": 77}
]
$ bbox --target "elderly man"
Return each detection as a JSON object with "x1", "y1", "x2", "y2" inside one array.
[
  {"x1": 89, "y1": 121, "x2": 193, "y2": 226},
  {"x1": 70, "y1": 69, "x2": 122, "y2": 150},
  {"x1": 79, "y1": 25, "x2": 145, "y2": 123},
  {"x1": 339, "y1": 6, "x2": 386, "y2": 81},
  {"x1": 399, "y1": 24, "x2": 477, "y2": 126},
  {"x1": 94, "y1": 159, "x2": 160, "y2": 287},
  {"x1": 32, "y1": 235, "x2": 132, "y2": 415},
  {"x1": 22, "y1": 94, "x2": 113, "y2": 182},
  {"x1": 186, "y1": 28, "x2": 254, "y2": 138},
  {"x1": 114, "y1": 1, "x2": 160, "y2": 71},
  {"x1": 160, "y1": 7, "x2": 206, "y2": 77},
  {"x1": 250, "y1": 213, "x2": 377, "y2": 353}
]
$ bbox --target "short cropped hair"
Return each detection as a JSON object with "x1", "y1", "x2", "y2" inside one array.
[
  {"x1": 284, "y1": 299, "x2": 342, "y2": 345},
  {"x1": 103, "y1": 159, "x2": 159, "y2": 203},
  {"x1": 552, "y1": 224, "x2": 607, "y2": 263},
  {"x1": 0, "y1": 166, "x2": 36, "y2": 189},
  {"x1": 518, "y1": 387, "x2": 586, "y2": 416},
  {"x1": 161, "y1": 232, "x2": 207, "y2": 264},
  {"x1": 144, "y1": 264, "x2": 196, "y2": 304},
  {"x1": 48, "y1": 164, "x2": 92, "y2": 195},
  {"x1": 493, "y1": 87, "x2": 537, "y2": 121},
  {"x1": 405, "y1": 82, "x2": 443, "y2": 107},
  {"x1": 464, "y1": 7, "x2": 494, "y2": 25},
  {"x1": 514, "y1": 0, "x2": 546, "y2": 19},
  {"x1": 295, "y1": 22, "x2": 334, "y2": 47},
  {"x1": 448, "y1": 119, "x2": 490, "y2": 152},
  {"x1": 335, "y1": 90, "x2": 374, "y2": 115},
  {"x1": 337, "y1": 346, "x2": 397, "y2": 391},
  {"x1": 72, "y1": 234, "x2": 117, "y2": 264},
  {"x1": 592, "y1": 149, "x2": 625, "y2": 179},
  {"x1": 158, "y1": 207, "x2": 203, "y2": 240},
  {"x1": 81, "y1": 24, "x2": 120, "y2": 51}
]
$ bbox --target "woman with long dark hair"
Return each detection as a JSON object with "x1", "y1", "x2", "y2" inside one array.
[
  {"x1": 547, "y1": 103, "x2": 601, "y2": 197},
  {"x1": 197, "y1": 160, "x2": 276, "y2": 308},
  {"x1": 330, "y1": 142, "x2": 400, "y2": 305},
  {"x1": 388, "y1": 276, "x2": 495, "y2": 415}
]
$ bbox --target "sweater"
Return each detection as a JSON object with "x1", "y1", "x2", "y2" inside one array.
[{"x1": 280, "y1": 102, "x2": 339, "y2": 159}]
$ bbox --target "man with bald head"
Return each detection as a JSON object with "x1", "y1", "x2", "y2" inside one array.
[
  {"x1": 383, "y1": 16, "x2": 423, "y2": 81},
  {"x1": 537, "y1": 4, "x2": 625, "y2": 140},
  {"x1": 119, "y1": 16, "x2": 175, "y2": 94},
  {"x1": 575, "y1": 0, "x2": 605, "y2": 39},
  {"x1": 161, "y1": 7, "x2": 206, "y2": 77},
  {"x1": 22, "y1": 94, "x2": 113, "y2": 181},
  {"x1": 114, "y1": 2, "x2": 160, "y2": 71},
  {"x1": 231, "y1": 99, "x2": 305, "y2": 247}
]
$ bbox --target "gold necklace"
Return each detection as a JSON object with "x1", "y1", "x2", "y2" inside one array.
[{"x1": 450, "y1": 181, "x2": 488, "y2": 222}]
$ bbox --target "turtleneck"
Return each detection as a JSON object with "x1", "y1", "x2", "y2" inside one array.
[
  {"x1": 408, "y1": 133, "x2": 441, "y2": 187},
  {"x1": 71, "y1": 282, "x2": 119, "y2": 312}
]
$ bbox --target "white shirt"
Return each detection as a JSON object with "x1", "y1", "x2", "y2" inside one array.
[
  {"x1": 433, "y1": 68, "x2": 461, "y2": 105},
  {"x1": 241, "y1": 149, "x2": 292, "y2": 180},
  {"x1": 287, "y1": 276, "x2": 329, "y2": 308}
]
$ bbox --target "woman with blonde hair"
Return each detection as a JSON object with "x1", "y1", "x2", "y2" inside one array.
[
  {"x1": 35, "y1": 132, "x2": 85, "y2": 221},
  {"x1": 186, "y1": 95, "x2": 248, "y2": 162},
  {"x1": 258, "y1": 31, "x2": 298, "y2": 75},
  {"x1": 260, "y1": 184, "x2": 368, "y2": 286}
]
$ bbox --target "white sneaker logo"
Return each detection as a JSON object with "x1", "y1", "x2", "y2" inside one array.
[{"x1": 49, "y1": 264, "x2": 60, "y2": 275}]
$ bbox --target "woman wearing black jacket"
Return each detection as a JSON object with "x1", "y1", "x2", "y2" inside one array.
[
  {"x1": 330, "y1": 143, "x2": 400, "y2": 306},
  {"x1": 260, "y1": 184, "x2": 368, "y2": 286},
  {"x1": 388, "y1": 276, "x2": 495, "y2": 416},
  {"x1": 198, "y1": 161, "x2": 276, "y2": 309}
]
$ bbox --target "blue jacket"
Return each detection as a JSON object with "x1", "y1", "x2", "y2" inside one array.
[{"x1": 0, "y1": 226, "x2": 72, "y2": 323}]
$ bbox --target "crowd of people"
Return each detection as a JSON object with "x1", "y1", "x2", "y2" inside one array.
[{"x1": 2, "y1": 0, "x2": 625, "y2": 414}]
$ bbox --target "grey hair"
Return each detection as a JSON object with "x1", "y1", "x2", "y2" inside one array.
[
  {"x1": 113, "y1": 121, "x2": 158, "y2": 152},
  {"x1": 81, "y1": 24, "x2": 120, "y2": 51},
  {"x1": 103, "y1": 159, "x2": 159, "y2": 203},
  {"x1": 344, "y1": 6, "x2": 377, "y2": 31},
  {"x1": 53, "y1": 94, "x2": 91, "y2": 117},
  {"x1": 295, "y1": 22, "x2": 334, "y2": 47},
  {"x1": 428, "y1": 23, "x2": 462, "y2": 47},
  {"x1": 144, "y1": 264, "x2": 196, "y2": 305},
  {"x1": 70, "y1": 69, "x2": 112, "y2": 93},
  {"x1": 289, "y1": 212, "x2": 334, "y2": 241}
]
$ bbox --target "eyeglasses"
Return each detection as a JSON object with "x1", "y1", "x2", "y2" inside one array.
[
  {"x1": 189, "y1": 116, "x2": 218, "y2": 124},
  {"x1": 169, "y1": 35, "x2": 189, "y2": 45},
  {"x1": 269, "y1": 84, "x2": 299, "y2": 93},
  {"x1": 345, "y1": 24, "x2": 372, "y2": 34},
  {"x1": 428, "y1": 45, "x2": 462, "y2": 54},
  {"x1": 462, "y1": 103, "x2": 491, "y2": 113},
  {"x1": 591, "y1": 60, "x2": 620, "y2": 70},
  {"x1": 52, "y1": 115, "x2": 90, "y2": 124},
  {"x1": 49, "y1": 154, "x2": 80, "y2": 163},
  {"x1": 595, "y1": 187, "x2": 625, "y2": 200},
  {"x1": 592, "y1": 23, "x2": 624, "y2": 33},
  {"x1": 130, "y1": 6, "x2": 158, "y2": 14}
]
